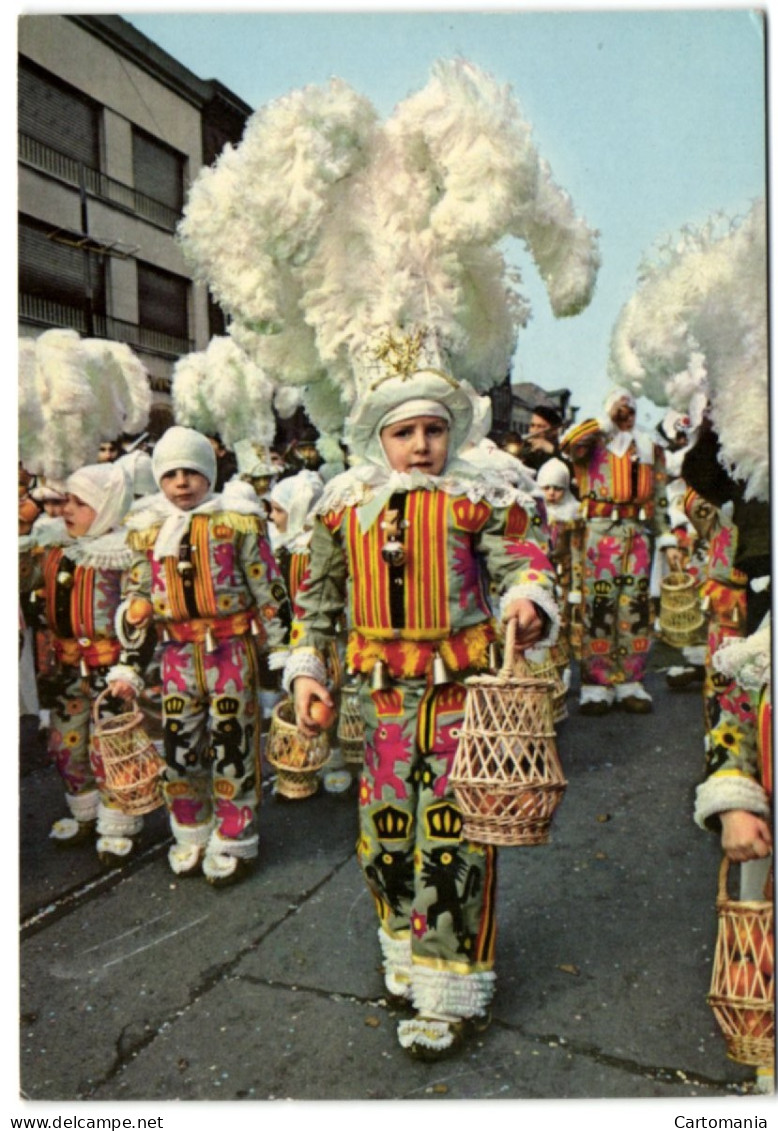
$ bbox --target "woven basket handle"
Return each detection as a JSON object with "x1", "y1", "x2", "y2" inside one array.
[
  {"x1": 92, "y1": 684, "x2": 138, "y2": 726},
  {"x1": 500, "y1": 617, "x2": 531, "y2": 680},
  {"x1": 717, "y1": 855, "x2": 774, "y2": 903}
]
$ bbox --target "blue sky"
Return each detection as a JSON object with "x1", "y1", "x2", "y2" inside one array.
[{"x1": 118, "y1": 5, "x2": 767, "y2": 427}]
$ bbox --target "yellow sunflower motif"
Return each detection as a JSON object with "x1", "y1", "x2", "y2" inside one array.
[
  {"x1": 248, "y1": 563, "x2": 263, "y2": 579},
  {"x1": 217, "y1": 594, "x2": 233, "y2": 611},
  {"x1": 709, "y1": 720, "x2": 745, "y2": 755},
  {"x1": 64, "y1": 730, "x2": 81, "y2": 748}
]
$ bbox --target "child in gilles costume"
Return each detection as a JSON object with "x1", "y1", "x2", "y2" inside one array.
[
  {"x1": 177, "y1": 56, "x2": 600, "y2": 1053},
  {"x1": 285, "y1": 350, "x2": 559, "y2": 1059},
  {"x1": 109, "y1": 426, "x2": 289, "y2": 886},
  {"x1": 19, "y1": 461, "x2": 153, "y2": 863}
]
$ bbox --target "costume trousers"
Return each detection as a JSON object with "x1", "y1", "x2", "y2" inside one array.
[
  {"x1": 48, "y1": 664, "x2": 126, "y2": 815},
  {"x1": 355, "y1": 675, "x2": 497, "y2": 974},
  {"x1": 160, "y1": 634, "x2": 261, "y2": 846},
  {"x1": 580, "y1": 518, "x2": 653, "y2": 689}
]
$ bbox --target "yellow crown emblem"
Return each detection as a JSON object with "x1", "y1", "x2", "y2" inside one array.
[
  {"x1": 215, "y1": 696, "x2": 239, "y2": 716},
  {"x1": 593, "y1": 579, "x2": 613, "y2": 597},
  {"x1": 164, "y1": 695, "x2": 186, "y2": 715},
  {"x1": 425, "y1": 802, "x2": 463, "y2": 841},
  {"x1": 214, "y1": 779, "x2": 236, "y2": 799},
  {"x1": 372, "y1": 804, "x2": 412, "y2": 842}
]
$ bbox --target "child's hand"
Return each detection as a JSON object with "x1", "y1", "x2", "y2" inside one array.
[
  {"x1": 109, "y1": 679, "x2": 137, "y2": 702},
  {"x1": 502, "y1": 599, "x2": 546, "y2": 651},
  {"x1": 720, "y1": 809, "x2": 773, "y2": 862},
  {"x1": 664, "y1": 546, "x2": 683, "y2": 572},
  {"x1": 293, "y1": 676, "x2": 334, "y2": 738}
]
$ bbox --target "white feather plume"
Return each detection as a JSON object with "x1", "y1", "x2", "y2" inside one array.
[
  {"x1": 179, "y1": 58, "x2": 600, "y2": 424},
  {"x1": 608, "y1": 199, "x2": 768, "y2": 500},
  {"x1": 18, "y1": 330, "x2": 150, "y2": 479},
  {"x1": 172, "y1": 336, "x2": 277, "y2": 449}
]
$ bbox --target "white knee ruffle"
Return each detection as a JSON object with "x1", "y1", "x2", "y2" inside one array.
[
  {"x1": 411, "y1": 963, "x2": 496, "y2": 1020},
  {"x1": 66, "y1": 790, "x2": 100, "y2": 822},
  {"x1": 97, "y1": 802, "x2": 142, "y2": 838},
  {"x1": 378, "y1": 927, "x2": 412, "y2": 999}
]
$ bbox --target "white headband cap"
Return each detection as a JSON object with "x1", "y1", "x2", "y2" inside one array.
[
  {"x1": 378, "y1": 398, "x2": 453, "y2": 434},
  {"x1": 66, "y1": 462, "x2": 133, "y2": 538},
  {"x1": 604, "y1": 386, "x2": 636, "y2": 415},
  {"x1": 537, "y1": 457, "x2": 570, "y2": 490},
  {"x1": 152, "y1": 426, "x2": 216, "y2": 488}
]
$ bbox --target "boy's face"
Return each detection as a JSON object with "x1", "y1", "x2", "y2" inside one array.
[
  {"x1": 160, "y1": 468, "x2": 211, "y2": 511},
  {"x1": 63, "y1": 493, "x2": 97, "y2": 537},
  {"x1": 380, "y1": 415, "x2": 450, "y2": 476},
  {"x1": 269, "y1": 502, "x2": 289, "y2": 532},
  {"x1": 542, "y1": 484, "x2": 564, "y2": 505}
]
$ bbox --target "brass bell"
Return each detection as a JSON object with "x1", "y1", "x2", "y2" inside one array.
[
  {"x1": 370, "y1": 660, "x2": 392, "y2": 691},
  {"x1": 79, "y1": 657, "x2": 89, "y2": 679},
  {"x1": 431, "y1": 651, "x2": 453, "y2": 686},
  {"x1": 381, "y1": 538, "x2": 406, "y2": 567}
]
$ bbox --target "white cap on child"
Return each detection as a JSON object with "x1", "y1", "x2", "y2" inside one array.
[
  {"x1": 536, "y1": 458, "x2": 570, "y2": 491},
  {"x1": 152, "y1": 426, "x2": 216, "y2": 488},
  {"x1": 66, "y1": 462, "x2": 133, "y2": 538}
]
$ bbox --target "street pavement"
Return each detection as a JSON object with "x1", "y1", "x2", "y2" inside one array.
[{"x1": 14, "y1": 643, "x2": 776, "y2": 1121}]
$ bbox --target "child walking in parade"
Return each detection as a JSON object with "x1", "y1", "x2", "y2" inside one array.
[
  {"x1": 284, "y1": 347, "x2": 560, "y2": 1060},
  {"x1": 19, "y1": 460, "x2": 154, "y2": 864},
  {"x1": 109, "y1": 426, "x2": 289, "y2": 887}
]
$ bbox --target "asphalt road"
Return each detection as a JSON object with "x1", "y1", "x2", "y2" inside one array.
[{"x1": 14, "y1": 643, "x2": 775, "y2": 1125}]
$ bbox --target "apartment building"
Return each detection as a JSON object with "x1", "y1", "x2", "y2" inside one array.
[{"x1": 18, "y1": 14, "x2": 252, "y2": 434}]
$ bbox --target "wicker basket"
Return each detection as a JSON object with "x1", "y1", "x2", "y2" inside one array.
[
  {"x1": 336, "y1": 681, "x2": 365, "y2": 768},
  {"x1": 660, "y1": 571, "x2": 705, "y2": 648},
  {"x1": 266, "y1": 697, "x2": 330, "y2": 799},
  {"x1": 525, "y1": 651, "x2": 568, "y2": 724},
  {"x1": 450, "y1": 620, "x2": 567, "y2": 846},
  {"x1": 91, "y1": 688, "x2": 165, "y2": 816},
  {"x1": 708, "y1": 857, "x2": 774, "y2": 1066}
]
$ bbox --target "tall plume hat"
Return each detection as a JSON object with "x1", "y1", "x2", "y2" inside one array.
[
  {"x1": 608, "y1": 198, "x2": 767, "y2": 501},
  {"x1": 179, "y1": 58, "x2": 600, "y2": 464},
  {"x1": 18, "y1": 328, "x2": 151, "y2": 481}
]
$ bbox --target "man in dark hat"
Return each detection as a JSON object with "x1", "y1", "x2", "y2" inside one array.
[{"x1": 520, "y1": 404, "x2": 575, "y2": 486}]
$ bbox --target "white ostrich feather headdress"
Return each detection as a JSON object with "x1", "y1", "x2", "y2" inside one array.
[
  {"x1": 171, "y1": 335, "x2": 276, "y2": 451},
  {"x1": 18, "y1": 329, "x2": 151, "y2": 481},
  {"x1": 179, "y1": 58, "x2": 600, "y2": 461},
  {"x1": 608, "y1": 198, "x2": 768, "y2": 501}
]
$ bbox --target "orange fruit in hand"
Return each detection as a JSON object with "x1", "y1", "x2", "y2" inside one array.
[
  {"x1": 310, "y1": 699, "x2": 335, "y2": 729},
  {"x1": 127, "y1": 597, "x2": 153, "y2": 625}
]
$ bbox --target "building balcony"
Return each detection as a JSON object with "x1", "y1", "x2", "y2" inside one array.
[
  {"x1": 19, "y1": 291, "x2": 191, "y2": 380},
  {"x1": 19, "y1": 132, "x2": 182, "y2": 234}
]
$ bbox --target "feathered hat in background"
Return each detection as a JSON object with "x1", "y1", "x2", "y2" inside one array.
[
  {"x1": 608, "y1": 198, "x2": 767, "y2": 501},
  {"x1": 18, "y1": 328, "x2": 151, "y2": 482},
  {"x1": 171, "y1": 335, "x2": 277, "y2": 455},
  {"x1": 178, "y1": 58, "x2": 600, "y2": 462}
]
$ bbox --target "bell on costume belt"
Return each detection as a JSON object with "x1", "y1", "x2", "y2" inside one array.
[
  {"x1": 431, "y1": 650, "x2": 453, "y2": 687},
  {"x1": 204, "y1": 625, "x2": 217, "y2": 654},
  {"x1": 370, "y1": 660, "x2": 392, "y2": 691}
]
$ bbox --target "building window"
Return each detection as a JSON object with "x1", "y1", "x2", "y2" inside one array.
[
  {"x1": 132, "y1": 128, "x2": 184, "y2": 213},
  {"x1": 137, "y1": 261, "x2": 188, "y2": 342},
  {"x1": 18, "y1": 57, "x2": 100, "y2": 169},
  {"x1": 18, "y1": 214, "x2": 106, "y2": 332}
]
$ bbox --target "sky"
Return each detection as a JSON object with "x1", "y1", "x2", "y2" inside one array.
[{"x1": 114, "y1": 3, "x2": 768, "y2": 428}]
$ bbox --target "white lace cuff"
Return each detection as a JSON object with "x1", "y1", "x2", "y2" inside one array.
[
  {"x1": 694, "y1": 774, "x2": 771, "y2": 830},
  {"x1": 267, "y1": 649, "x2": 289, "y2": 672},
  {"x1": 411, "y1": 963, "x2": 496, "y2": 1019},
  {"x1": 500, "y1": 583, "x2": 560, "y2": 647},
  {"x1": 657, "y1": 533, "x2": 679, "y2": 549},
  {"x1": 282, "y1": 650, "x2": 329, "y2": 694}
]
